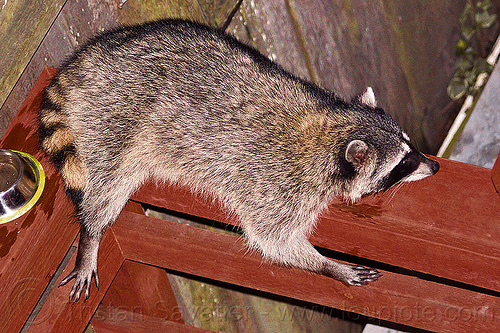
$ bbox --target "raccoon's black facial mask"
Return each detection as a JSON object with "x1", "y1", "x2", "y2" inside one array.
[{"x1": 381, "y1": 147, "x2": 439, "y2": 191}]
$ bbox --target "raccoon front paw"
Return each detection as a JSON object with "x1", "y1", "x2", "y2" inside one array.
[
  {"x1": 343, "y1": 265, "x2": 381, "y2": 286},
  {"x1": 59, "y1": 265, "x2": 99, "y2": 302},
  {"x1": 323, "y1": 262, "x2": 381, "y2": 286}
]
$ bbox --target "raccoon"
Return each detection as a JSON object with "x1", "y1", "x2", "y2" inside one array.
[{"x1": 38, "y1": 19, "x2": 439, "y2": 302}]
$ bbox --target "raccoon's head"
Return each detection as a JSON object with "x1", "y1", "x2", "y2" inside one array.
[{"x1": 340, "y1": 88, "x2": 439, "y2": 203}]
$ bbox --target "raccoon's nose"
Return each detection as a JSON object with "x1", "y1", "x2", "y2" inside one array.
[{"x1": 429, "y1": 159, "x2": 440, "y2": 174}]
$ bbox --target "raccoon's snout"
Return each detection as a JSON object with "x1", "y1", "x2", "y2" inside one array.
[
  {"x1": 428, "y1": 158, "x2": 440, "y2": 175},
  {"x1": 402, "y1": 154, "x2": 440, "y2": 183}
]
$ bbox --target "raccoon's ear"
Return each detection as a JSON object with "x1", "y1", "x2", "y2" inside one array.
[
  {"x1": 353, "y1": 87, "x2": 377, "y2": 108},
  {"x1": 345, "y1": 140, "x2": 369, "y2": 168}
]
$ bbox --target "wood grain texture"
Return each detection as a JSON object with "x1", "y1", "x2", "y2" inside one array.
[
  {"x1": 116, "y1": 0, "x2": 240, "y2": 27},
  {"x1": 0, "y1": 67, "x2": 80, "y2": 333},
  {"x1": 0, "y1": 0, "x2": 65, "y2": 126},
  {"x1": 2, "y1": 65, "x2": 499, "y2": 332},
  {"x1": 95, "y1": 260, "x2": 184, "y2": 324},
  {"x1": 100, "y1": 202, "x2": 185, "y2": 326},
  {"x1": 284, "y1": 0, "x2": 473, "y2": 153},
  {"x1": 112, "y1": 210, "x2": 500, "y2": 332},
  {"x1": 3, "y1": 0, "x2": 498, "y2": 153},
  {"x1": 92, "y1": 309, "x2": 214, "y2": 333},
  {"x1": 227, "y1": 0, "x2": 311, "y2": 81}
]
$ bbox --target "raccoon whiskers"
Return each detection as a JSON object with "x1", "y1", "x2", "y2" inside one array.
[{"x1": 385, "y1": 180, "x2": 407, "y2": 204}]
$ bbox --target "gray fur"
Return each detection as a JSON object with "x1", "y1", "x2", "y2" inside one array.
[{"x1": 39, "y1": 19, "x2": 439, "y2": 302}]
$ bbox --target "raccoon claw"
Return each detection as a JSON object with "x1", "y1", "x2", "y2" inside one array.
[
  {"x1": 59, "y1": 267, "x2": 99, "y2": 302},
  {"x1": 346, "y1": 265, "x2": 381, "y2": 286}
]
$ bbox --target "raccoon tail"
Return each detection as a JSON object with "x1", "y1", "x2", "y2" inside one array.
[{"x1": 39, "y1": 78, "x2": 86, "y2": 207}]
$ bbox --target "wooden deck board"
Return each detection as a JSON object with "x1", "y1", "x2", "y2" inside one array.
[
  {"x1": 95, "y1": 260, "x2": 185, "y2": 324},
  {"x1": 0, "y1": 63, "x2": 498, "y2": 332},
  {"x1": 27, "y1": 229, "x2": 124, "y2": 333},
  {"x1": 94, "y1": 202, "x2": 186, "y2": 326}
]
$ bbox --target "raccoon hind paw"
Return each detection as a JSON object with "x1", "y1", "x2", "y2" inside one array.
[{"x1": 59, "y1": 265, "x2": 99, "y2": 302}]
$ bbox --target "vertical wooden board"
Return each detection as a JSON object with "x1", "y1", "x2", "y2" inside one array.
[
  {"x1": 286, "y1": 0, "x2": 469, "y2": 153},
  {"x1": 378, "y1": 0, "x2": 469, "y2": 152},
  {"x1": 98, "y1": 202, "x2": 186, "y2": 325},
  {"x1": 116, "y1": 0, "x2": 205, "y2": 26},
  {"x1": 117, "y1": 0, "x2": 240, "y2": 27},
  {"x1": 0, "y1": 67, "x2": 79, "y2": 333},
  {"x1": 285, "y1": 0, "x2": 414, "y2": 142},
  {"x1": 196, "y1": 0, "x2": 242, "y2": 28},
  {"x1": 0, "y1": 0, "x2": 65, "y2": 133},
  {"x1": 227, "y1": 0, "x2": 311, "y2": 81},
  {"x1": 284, "y1": 1, "x2": 398, "y2": 98}
]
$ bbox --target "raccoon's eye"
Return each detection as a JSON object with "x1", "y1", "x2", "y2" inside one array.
[
  {"x1": 381, "y1": 151, "x2": 420, "y2": 190},
  {"x1": 400, "y1": 156, "x2": 416, "y2": 170}
]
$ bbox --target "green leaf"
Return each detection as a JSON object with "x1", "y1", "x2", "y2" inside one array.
[
  {"x1": 448, "y1": 1, "x2": 497, "y2": 101},
  {"x1": 461, "y1": 25, "x2": 476, "y2": 40},
  {"x1": 447, "y1": 78, "x2": 468, "y2": 100},
  {"x1": 475, "y1": 11, "x2": 497, "y2": 28}
]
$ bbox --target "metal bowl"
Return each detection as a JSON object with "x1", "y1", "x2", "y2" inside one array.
[{"x1": 0, "y1": 149, "x2": 45, "y2": 223}]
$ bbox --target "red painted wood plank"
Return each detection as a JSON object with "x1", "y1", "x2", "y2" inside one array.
[
  {"x1": 96, "y1": 260, "x2": 184, "y2": 323},
  {"x1": 112, "y1": 210, "x2": 500, "y2": 333},
  {"x1": 0, "y1": 67, "x2": 81, "y2": 333},
  {"x1": 28, "y1": 228, "x2": 125, "y2": 333},
  {"x1": 132, "y1": 156, "x2": 500, "y2": 292},
  {"x1": 92, "y1": 308, "x2": 214, "y2": 333}
]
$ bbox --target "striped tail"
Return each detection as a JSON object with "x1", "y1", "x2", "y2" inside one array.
[{"x1": 39, "y1": 76, "x2": 86, "y2": 207}]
